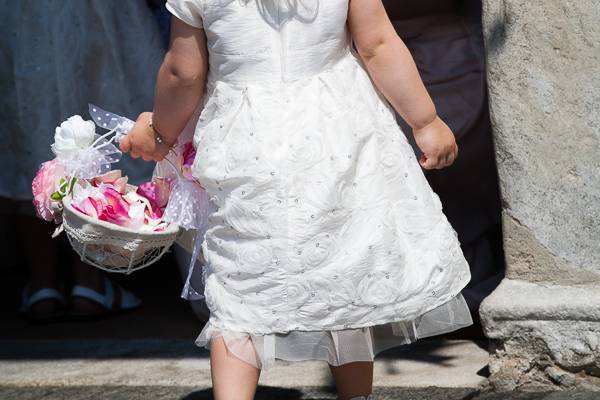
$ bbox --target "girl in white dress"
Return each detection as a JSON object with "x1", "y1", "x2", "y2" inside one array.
[{"x1": 121, "y1": 0, "x2": 473, "y2": 399}]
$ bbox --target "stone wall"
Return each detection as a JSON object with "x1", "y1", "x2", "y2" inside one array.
[
  {"x1": 480, "y1": 0, "x2": 600, "y2": 392},
  {"x1": 482, "y1": 0, "x2": 600, "y2": 283}
]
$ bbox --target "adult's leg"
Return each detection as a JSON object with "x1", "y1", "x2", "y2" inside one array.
[
  {"x1": 329, "y1": 361, "x2": 374, "y2": 400},
  {"x1": 16, "y1": 211, "x2": 62, "y2": 315},
  {"x1": 210, "y1": 336, "x2": 261, "y2": 400}
]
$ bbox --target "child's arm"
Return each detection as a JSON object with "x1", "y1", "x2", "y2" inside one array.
[
  {"x1": 120, "y1": 18, "x2": 208, "y2": 161},
  {"x1": 348, "y1": 0, "x2": 458, "y2": 169}
]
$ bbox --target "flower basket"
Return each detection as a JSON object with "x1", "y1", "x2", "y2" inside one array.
[
  {"x1": 33, "y1": 104, "x2": 211, "y2": 288},
  {"x1": 61, "y1": 186, "x2": 181, "y2": 274}
]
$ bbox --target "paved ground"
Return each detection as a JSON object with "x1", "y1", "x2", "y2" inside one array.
[
  {"x1": 0, "y1": 338, "x2": 490, "y2": 388},
  {"x1": 2, "y1": 255, "x2": 598, "y2": 399},
  {"x1": 1, "y1": 386, "x2": 599, "y2": 399},
  {"x1": 4, "y1": 339, "x2": 597, "y2": 399}
]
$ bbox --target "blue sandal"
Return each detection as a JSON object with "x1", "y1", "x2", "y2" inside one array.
[{"x1": 20, "y1": 286, "x2": 67, "y2": 322}]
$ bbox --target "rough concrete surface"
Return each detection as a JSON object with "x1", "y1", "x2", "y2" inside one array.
[
  {"x1": 0, "y1": 339, "x2": 490, "y2": 388},
  {"x1": 480, "y1": 279, "x2": 600, "y2": 391},
  {"x1": 2, "y1": 385, "x2": 600, "y2": 400},
  {"x1": 482, "y1": 0, "x2": 600, "y2": 280},
  {"x1": 0, "y1": 385, "x2": 598, "y2": 400}
]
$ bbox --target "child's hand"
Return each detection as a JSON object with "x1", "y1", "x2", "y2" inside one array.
[
  {"x1": 119, "y1": 112, "x2": 172, "y2": 162},
  {"x1": 413, "y1": 116, "x2": 459, "y2": 170}
]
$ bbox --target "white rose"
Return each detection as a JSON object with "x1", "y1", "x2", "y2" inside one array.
[{"x1": 51, "y1": 115, "x2": 96, "y2": 159}]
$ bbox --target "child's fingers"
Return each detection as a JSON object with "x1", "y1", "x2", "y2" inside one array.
[
  {"x1": 447, "y1": 145, "x2": 459, "y2": 166},
  {"x1": 119, "y1": 135, "x2": 131, "y2": 153},
  {"x1": 441, "y1": 152, "x2": 453, "y2": 168},
  {"x1": 420, "y1": 154, "x2": 439, "y2": 170},
  {"x1": 445, "y1": 154, "x2": 454, "y2": 167}
]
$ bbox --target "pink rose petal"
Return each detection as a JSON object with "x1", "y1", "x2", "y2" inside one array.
[
  {"x1": 72, "y1": 196, "x2": 104, "y2": 220},
  {"x1": 103, "y1": 187, "x2": 130, "y2": 215},
  {"x1": 113, "y1": 176, "x2": 129, "y2": 194},
  {"x1": 92, "y1": 170, "x2": 122, "y2": 186},
  {"x1": 136, "y1": 179, "x2": 171, "y2": 212}
]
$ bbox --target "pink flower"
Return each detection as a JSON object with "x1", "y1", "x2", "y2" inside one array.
[
  {"x1": 31, "y1": 159, "x2": 65, "y2": 222},
  {"x1": 72, "y1": 196, "x2": 104, "y2": 219},
  {"x1": 181, "y1": 142, "x2": 197, "y2": 181},
  {"x1": 100, "y1": 187, "x2": 131, "y2": 225},
  {"x1": 72, "y1": 186, "x2": 132, "y2": 227},
  {"x1": 136, "y1": 178, "x2": 171, "y2": 218}
]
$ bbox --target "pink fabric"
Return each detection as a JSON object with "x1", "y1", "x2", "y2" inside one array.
[{"x1": 181, "y1": 142, "x2": 197, "y2": 181}]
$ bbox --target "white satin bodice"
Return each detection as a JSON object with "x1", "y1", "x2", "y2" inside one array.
[{"x1": 169, "y1": 0, "x2": 352, "y2": 84}]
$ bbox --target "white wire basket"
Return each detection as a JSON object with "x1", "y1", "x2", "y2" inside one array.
[{"x1": 61, "y1": 191, "x2": 181, "y2": 274}]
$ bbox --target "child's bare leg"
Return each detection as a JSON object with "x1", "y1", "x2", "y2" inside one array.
[
  {"x1": 329, "y1": 361, "x2": 374, "y2": 400},
  {"x1": 210, "y1": 336, "x2": 261, "y2": 400}
]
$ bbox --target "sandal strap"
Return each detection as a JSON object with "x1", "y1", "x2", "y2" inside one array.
[
  {"x1": 70, "y1": 275, "x2": 141, "y2": 310},
  {"x1": 21, "y1": 287, "x2": 66, "y2": 312},
  {"x1": 70, "y1": 275, "x2": 114, "y2": 309}
]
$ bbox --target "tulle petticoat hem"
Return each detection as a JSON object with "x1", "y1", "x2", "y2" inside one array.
[{"x1": 194, "y1": 292, "x2": 473, "y2": 370}]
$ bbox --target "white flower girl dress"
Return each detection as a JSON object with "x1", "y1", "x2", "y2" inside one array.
[{"x1": 167, "y1": 0, "x2": 473, "y2": 369}]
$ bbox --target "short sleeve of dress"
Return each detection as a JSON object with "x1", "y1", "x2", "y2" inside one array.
[{"x1": 166, "y1": 0, "x2": 204, "y2": 29}]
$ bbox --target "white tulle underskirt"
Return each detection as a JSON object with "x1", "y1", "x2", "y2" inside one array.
[{"x1": 194, "y1": 291, "x2": 473, "y2": 370}]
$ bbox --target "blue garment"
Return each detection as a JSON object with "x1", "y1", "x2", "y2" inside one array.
[{"x1": 151, "y1": 5, "x2": 172, "y2": 49}]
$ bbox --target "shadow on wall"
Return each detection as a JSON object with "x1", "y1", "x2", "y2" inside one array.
[{"x1": 484, "y1": 2, "x2": 508, "y2": 55}]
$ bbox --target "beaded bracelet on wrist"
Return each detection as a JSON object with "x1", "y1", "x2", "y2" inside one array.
[{"x1": 148, "y1": 115, "x2": 176, "y2": 149}]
